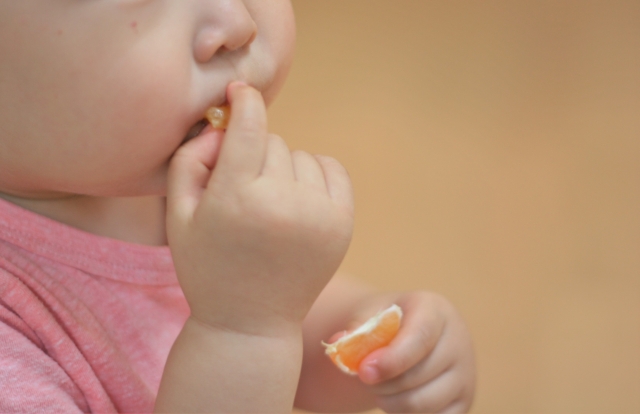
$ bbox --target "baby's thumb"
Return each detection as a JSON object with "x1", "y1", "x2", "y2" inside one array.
[{"x1": 167, "y1": 129, "x2": 224, "y2": 225}]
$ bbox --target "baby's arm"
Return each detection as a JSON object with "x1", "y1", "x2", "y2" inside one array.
[
  {"x1": 154, "y1": 83, "x2": 354, "y2": 412},
  {"x1": 296, "y1": 276, "x2": 380, "y2": 412},
  {"x1": 155, "y1": 317, "x2": 301, "y2": 412}
]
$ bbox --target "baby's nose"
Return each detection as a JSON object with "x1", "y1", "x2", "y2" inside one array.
[{"x1": 193, "y1": 0, "x2": 258, "y2": 63}]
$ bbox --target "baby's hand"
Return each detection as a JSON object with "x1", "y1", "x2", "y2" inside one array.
[
  {"x1": 166, "y1": 82, "x2": 354, "y2": 335},
  {"x1": 353, "y1": 292, "x2": 475, "y2": 413}
]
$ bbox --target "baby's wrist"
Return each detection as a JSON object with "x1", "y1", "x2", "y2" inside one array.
[
  {"x1": 186, "y1": 310, "x2": 303, "y2": 341},
  {"x1": 158, "y1": 314, "x2": 304, "y2": 412}
]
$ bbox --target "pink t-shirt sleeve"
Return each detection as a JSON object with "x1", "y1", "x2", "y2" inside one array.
[
  {"x1": 0, "y1": 318, "x2": 89, "y2": 412},
  {"x1": 0, "y1": 198, "x2": 190, "y2": 413},
  {"x1": 0, "y1": 269, "x2": 112, "y2": 412}
]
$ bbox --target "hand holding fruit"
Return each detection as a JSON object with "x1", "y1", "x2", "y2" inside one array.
[
  {"x1": 166, "y1": 82, "x2": 354, "y2": 336},
  {"x1": 326, "y1": 292, "x2": 475, "y2": 413}
]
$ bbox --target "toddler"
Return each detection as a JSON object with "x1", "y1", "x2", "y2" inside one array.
[{"x1": 0, "y1": 1, "x2": 475, "y2": 412}]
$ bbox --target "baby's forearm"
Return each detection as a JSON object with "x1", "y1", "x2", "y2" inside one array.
[{"x1": 154, "y1": 317, "x2": 303, "y2": 413}]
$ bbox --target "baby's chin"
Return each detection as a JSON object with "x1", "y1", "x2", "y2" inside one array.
[
  {"x1": 91, "y1": 178, "x2": 169, "y2": 199},
  {"x1": 0, "y1": 166, "x2": 169, "y2": 200},
  {"x1": 86, "y1": 160, "x2": 175, "y2": 198},
  {"x1": 54, "y1": 173, "x2": 170, "y2": 200}
]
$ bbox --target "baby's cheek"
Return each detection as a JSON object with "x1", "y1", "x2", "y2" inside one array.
[{"x1": 105, "y1": 60, "x2": 190, "y2": 144}]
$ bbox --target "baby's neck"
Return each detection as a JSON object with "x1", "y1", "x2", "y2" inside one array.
[{"x1": 0, "y1": 193, "x2": 168, "y2": 246}]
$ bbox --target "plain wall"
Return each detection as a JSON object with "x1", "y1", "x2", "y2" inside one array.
[{"x1": 275, "y1": 1, "x2": 640, "y2": 412}]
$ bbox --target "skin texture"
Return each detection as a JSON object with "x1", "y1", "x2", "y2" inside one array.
[{"x1": 0, "y1": 0, "x2": 475, "y2": 412}]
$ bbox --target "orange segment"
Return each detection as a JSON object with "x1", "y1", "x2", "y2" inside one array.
[
  {"x1": 322, "y1": 304, "x2": 403, "y2": 375},
  {"x1": 205, "y1": 105, "x2": 231, "y2": 129}
]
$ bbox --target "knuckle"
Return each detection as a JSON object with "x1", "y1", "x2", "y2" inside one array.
[
  {"x1": 404, "y1": 395, "x2": 424, "y2": 413},
  {"x1": 317, "y1": 155, "x2": 350, "y2": 179},
  {"x1": 377, "y1": 393, "x2": 422, "y2": 413},
  {"x1": 314, "y1": 153, "x2": 335, "y2": 163},
  {"x1": 377, "y1": 353, "x2": 404, "y2": 380},
  {"x1": 313, "y1": 153, "x2": 331, "y2": 162},
  {"x1": 417, "y1": 323, "x2": 438, "y2": 352},
  {"x1": 267, "y1": 133, "x2": 288, "y2": 149},
  {"x1": 374, "y1": 396, "x2": 397, "y2": 413},
  {"x1": 267, "y1": 132, "x2": 283, "y2": 142},
  {"x1": 315, "y1": 154, "x2": 343, "y2": 170},
  {"x1": 291, "y1": 149, "x2": 313, "y2": 162}
]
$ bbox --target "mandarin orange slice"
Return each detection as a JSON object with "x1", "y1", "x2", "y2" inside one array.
[
  {"x1": 205, "y1": 105, "x2": 231, "y2": 129},
  {"x1": 322, "y1": 304, "x2": 403, "y2": 375}
]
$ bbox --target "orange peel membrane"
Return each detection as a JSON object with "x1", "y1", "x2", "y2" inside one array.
[
  {"x1": 205, "y1": 104, "x2": 231, "y2": 129},
  {"x1": 322, "y1": 304, "x2": 403, "y2": 375}
]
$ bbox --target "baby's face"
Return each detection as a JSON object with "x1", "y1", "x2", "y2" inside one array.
[{"x1": 0, "y1": 0, "x2": 295, "y2": 198}]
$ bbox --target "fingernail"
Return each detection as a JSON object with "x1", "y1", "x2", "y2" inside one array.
[{"x1": 360, "y1": 360, "x2": 380, "y2": 383}]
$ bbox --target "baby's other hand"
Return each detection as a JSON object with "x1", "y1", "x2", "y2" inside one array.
[
  {"x1": 352, "y1": 292, "x2": 475, "y2": 413},
  {"x1": 166, "y1": 82, "x2": 354, "y2": 336}
]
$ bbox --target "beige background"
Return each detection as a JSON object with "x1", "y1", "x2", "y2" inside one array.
[{"x1": 274, "y1": 1, "x2": 639, "y2": 413}]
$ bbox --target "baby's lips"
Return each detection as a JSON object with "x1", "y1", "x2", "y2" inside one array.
[
  {"x1": 200, "y1": 82, "x2": 245, "y2": 131},
  {"x1": 199, "y1": 122, "x2": 214, "y2": 136}
]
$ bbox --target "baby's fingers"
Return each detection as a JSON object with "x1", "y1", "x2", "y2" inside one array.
[
  {"x1": 369, "y1": 347, "x2": 451, "y2": 397},
  {"x1": 167, "y1": 129, "x2": 224, "y2": 224},
  {"x1": 359, "y1": 298, "x2": 445, "y2": 385},
  {"x1": 292, "y1": 150, "x2": 326, "y2": 192},
  {"x1": 314, "y1": 155, "x2": 354, "y2": 210},
  {"x1": 261, "y1": 134, "x2": 294, "y2": 180},
  {"x1": 211, "y1": 82, "x2": 268, "y2": 185},
  {"x1": 375, "y1": 369, "x2": 464, "y2": 414}
]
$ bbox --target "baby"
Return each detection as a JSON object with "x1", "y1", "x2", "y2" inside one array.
[{"x1": 0, "y1": 1, "x2": 475, "y2": 412}]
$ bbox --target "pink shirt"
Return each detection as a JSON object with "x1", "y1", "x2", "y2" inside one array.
[{"x1": 0, "y1": 198, "x2": 190, "y2": 413}]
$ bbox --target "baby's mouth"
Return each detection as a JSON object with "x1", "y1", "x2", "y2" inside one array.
[
  {"x1": 183, "y1": 118, "x2": 209, "y2": 143},
  {"x1": 183, "y1": 103, "x2": 231, "y2": 143}
]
